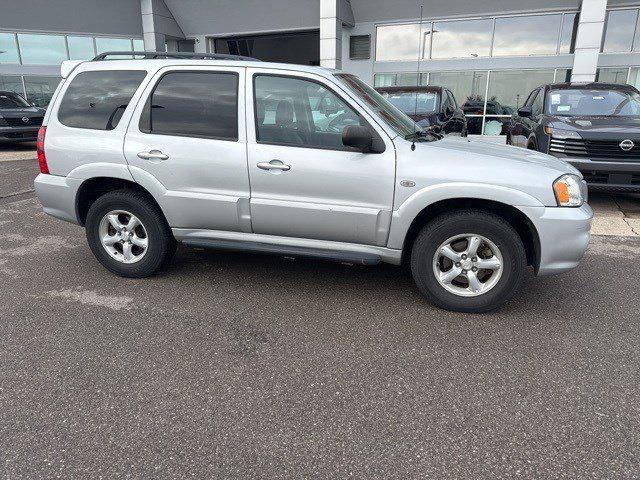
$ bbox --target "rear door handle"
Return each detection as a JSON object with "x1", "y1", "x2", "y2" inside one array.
[
  {"x1": 257, "y1": 161, "x2": 290, "y2": 171},
  {"x1": 138, "y1": 150, "x2": 169, "y2": 161}
]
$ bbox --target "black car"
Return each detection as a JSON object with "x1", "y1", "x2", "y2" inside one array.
[
  {"x1": 377, "y1": 86, "x2": 467, "y2": 136},
  {"x1": 509, "y1": 82, "x2": 640, "y2": 192},
  {"x1": 0, "y1": 91, "x2": 45, "y2": 143}
]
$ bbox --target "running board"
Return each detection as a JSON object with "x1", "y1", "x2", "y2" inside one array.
[{"x1": 172, "y1": 229, "x2": 403, "y2": 265}]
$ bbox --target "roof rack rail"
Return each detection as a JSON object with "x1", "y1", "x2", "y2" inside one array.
[{"x1": 92, "y1": 51, "x2": 260, "y2": 61}]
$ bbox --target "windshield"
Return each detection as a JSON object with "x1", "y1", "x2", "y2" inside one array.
[
  {"x1": 334, "y1": 74, "x2": 421, "y2": 137},
  {"x1": 0, "y1": 92, "x2": 30, "y2": 109},
  {"x1": 547, "y1": 88, "x2": 640, "y2": 116},
  {"x1": 380, "y1": 91, "x2": 439, "y2": 116}
]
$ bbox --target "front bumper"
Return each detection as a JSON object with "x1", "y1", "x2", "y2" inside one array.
[
  {"x1": 34, "y1": 173, "x2": 82, "y2": 225},
  {"x1": 520, "y1": 203, "x2": 593, "y2": 276},
  {"x1": 560, "y1": 157, "x2": 640, "y2": 192},
  {"x1": 0, "y1": 126, "x2": 39, "y2": 142}
]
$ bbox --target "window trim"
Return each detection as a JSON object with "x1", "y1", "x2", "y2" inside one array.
[
  {"x1": 251, "y1": 72, "x2": 381, "y2": 153},
  {"x1": 139, "y1": 69, "x2": 240, "y2": 142}
]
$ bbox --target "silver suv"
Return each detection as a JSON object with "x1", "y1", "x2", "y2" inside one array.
[{"x1": 35, "y1": 52, "x2": 593, "y2": 312}]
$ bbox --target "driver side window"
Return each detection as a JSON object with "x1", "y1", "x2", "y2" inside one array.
[
  {"x1": 531, "y1": 89, "x2": 544, "y2": 116},
  {"x1": 254, "y1": 74, "x2": 364, "y2": 150}
]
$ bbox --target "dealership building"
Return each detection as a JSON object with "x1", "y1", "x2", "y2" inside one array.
[{"x1": 1, "y1": 0, "x2": 639, "y2": 136}]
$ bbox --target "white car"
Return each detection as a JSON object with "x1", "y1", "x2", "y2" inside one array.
[{"x1": 35, "y1": 52, "x2": 592, "y2": 312}]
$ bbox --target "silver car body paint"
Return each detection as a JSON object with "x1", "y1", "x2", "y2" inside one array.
[{"x1": 35, "y1": 58, "x2": 593, "y2": 275}]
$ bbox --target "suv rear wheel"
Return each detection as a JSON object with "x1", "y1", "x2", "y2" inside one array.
[
  {"x1": 85, "y1": 189, "x2": 176, "y2": 278},
  {"x1": 410, "y1": 210, "x2": 526, "y2": 313}
]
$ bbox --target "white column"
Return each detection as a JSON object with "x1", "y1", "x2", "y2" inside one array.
[
  {"x1": 320, "y1": 0, "x2": 354, "y2": 69},
  {"x1": 571, "y1": 0, "x2": 608, "y2": 82},
  {"x1": 140, "y1": 0, "x2": 185, "y2": 52}
]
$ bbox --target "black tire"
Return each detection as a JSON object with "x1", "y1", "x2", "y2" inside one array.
[
  {"x1": 85, "y1": 189, "x2": 176, "y2": 278},
  {"x1": 410, "y1": 209, "x2": 527, "y2": 313}
]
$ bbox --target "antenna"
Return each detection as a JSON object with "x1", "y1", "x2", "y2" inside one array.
[{"x1": 411, "y1": 4, "x2": 424, "y2": 151}]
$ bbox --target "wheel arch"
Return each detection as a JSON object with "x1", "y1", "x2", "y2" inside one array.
[
  {"x1": 401, "y1": 198, "x2": 541, "y2": 272},
  {"x1": 75, "y1": 177, "x2": 165, "y2": 227}
]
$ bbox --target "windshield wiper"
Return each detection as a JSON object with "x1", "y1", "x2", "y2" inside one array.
[{"x1": 404, "y1": 129, "x2": 443, "y2": 142}]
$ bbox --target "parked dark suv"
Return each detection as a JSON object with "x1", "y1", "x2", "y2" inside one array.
[
  {"x1": 508, "y1": 82, "x2": 640, "y2": 192},
  {"x1": 377, "y1": 86, "x2": 467, "y2": 136},
  {"x1": 0, "y1": 91, "x2": 45, "y2": 143}
]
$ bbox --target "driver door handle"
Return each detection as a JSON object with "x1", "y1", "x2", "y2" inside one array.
[
  {"x1": 137, "y1": 150, "x2": 169, "y2": 161},
  {"x1": 257, "y1": 161, "x2": 291, "y2": 171}
]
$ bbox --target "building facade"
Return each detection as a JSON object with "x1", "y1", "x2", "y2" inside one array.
[{"x1": 1, "y1": 0, "x2": 639, "y2": 137}]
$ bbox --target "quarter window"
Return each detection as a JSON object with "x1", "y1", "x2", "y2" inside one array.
[
  {"x1": 58, "y1": 70, "x2": 147, "y2": 130},
  {"x1": 254, "y1": 75, "x2": 363, "y2": 150},
  {"x1": 140, "y1": 71, "x2": 238, "y2": 140}
]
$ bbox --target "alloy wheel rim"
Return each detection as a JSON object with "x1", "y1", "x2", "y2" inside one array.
[
  {"x1": 432, "y1": 233, "x2": 503, "y2": 297},
  {"x1": 98, "y1": 210, "x2": 149, "y2": 264}
]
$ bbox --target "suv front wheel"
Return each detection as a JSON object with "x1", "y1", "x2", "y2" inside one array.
[
  {"x1": 410, "y1": 210, "x2": 527, "y2": 313},
  {"x1": 85, "y1": 189, "x2": 176, "y2": 278}
]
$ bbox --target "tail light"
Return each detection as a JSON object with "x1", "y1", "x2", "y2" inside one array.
[{"x1": 37, "y1": 126, "x2": 49, "y2": 174}]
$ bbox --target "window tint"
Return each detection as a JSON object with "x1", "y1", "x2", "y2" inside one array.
[
  {"x1": 68, "y1": 36, "x2": 96, "y2": 60},
  {"x1": 58, "y1": 70, "x2": 146, "y2": 130},
  {"x1": 431, "y1": 18, "x2": 493, "y2": 59},
  {"x1": 493, "y1": 15, "x2": 562, "y2": 56},
  {"x1": 531, "y1": 90, "x2": 544, "y2": 115},
  {"x1": 376, "y1": 24, "x2": 421, "y2": 61},
  {"x1": 141, "y1": 72, "x2": 238, "y2": 140},
  {"x1": 18, "y1": 34, "x2": 67, "y2": 65},
  {"x1": 0, "y1": 33, "x2": 20, "y2": 64},
  {"x1": 603, "y1": 9, "x2": 638, "y2": 52},
  {"x1": 254, "y1": 75, "x2": 364, "y2": 149},
  {"x1": 24, "y1": 76, "x2": 61, "y2": 107}
]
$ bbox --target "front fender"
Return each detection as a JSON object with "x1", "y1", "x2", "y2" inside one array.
[{"x1": 387, "y1": 182, "x2": 544, "y2": 249}]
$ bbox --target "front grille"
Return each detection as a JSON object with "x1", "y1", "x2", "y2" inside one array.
[
  {"x1": 550, "y1": 137, "x2": 640, "y2": 161},
  {"x1": 582, "y1": 172, "x2": 609, "y2": 183},
  {"x1": 2, "y1": 116, "x2": 43, "y2": 127}
]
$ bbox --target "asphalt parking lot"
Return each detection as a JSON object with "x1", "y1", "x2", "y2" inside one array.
[{"x1": 1, "y1": 146, "x2": 640, "y2": 478}]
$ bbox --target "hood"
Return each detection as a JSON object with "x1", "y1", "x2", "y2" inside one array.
[
  {"x1": 433, "y1": 136, "x2": 580, "y2": 175},
  {"x1": 547, "y1": 115, "x2": 640, "y2": 137}
]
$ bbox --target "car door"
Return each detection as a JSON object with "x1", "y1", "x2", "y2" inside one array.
[
  {"x1": 124, "y1": 65, "x2": 251, "y2": 232},
  {"x1": 245, "y1": 68, "x2": 395, "y2": 247}
]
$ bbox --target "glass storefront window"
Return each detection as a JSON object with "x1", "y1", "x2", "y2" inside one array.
[
  {"x1": 493, "y1": 14, "x2": 562, "y2": 56},
  {"x1": 67, "y1": 36, "x2": 95, "y2": 60},
  {"x1": 559, "y1": 13, "x2": 578, "y2": 54},
  {"x1": 95, "y1": 37, "x2": 133, "y2": 56},
  {"x1": 0, "y1": 33, "x2": 20, "y2": 64},
  {"x1": 428, "y1": 71, "x2": 488, "y2": 115},
  {"x1": 18, "y1": 33, "x2": 67, "y2": 65},
  {"x1": 24, "y1": 76, "x2": 61, "y2": 107},
  {"x1": 597, "y1": 67, "x2": 630, "y2": 84},
  {"x1": 430, "y1": 18, "x2": 493, "y2": 59},
  {"x1": 486, "y1": 70, "x2": 555, "y2": 115},
  {"x1": 132, "y1": 39, "x2": 144, "y2": 51},
  {"x1": 603, "y1": 9, "x2": 638, "y2": 53},
  {"x1": 0, "y1": 75, "x2": 25, "y2": 97},
  {"x1": 374, "y1": 74, "x2": 396, "y2": 87},
  {"x1": 629, "y1": 68, "x2": 640, "y2": 90},
  {"x1": 555, "y1": 69, "x2": 572, "y2": 83},
  {"x1": 375, "y1": 24, "x2": 421, "y2": 61}
]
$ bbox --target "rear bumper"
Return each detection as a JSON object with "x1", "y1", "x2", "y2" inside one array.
[
  {"x1": 561, "y1": 157, "x2": 640, "y2": 192},
  {"x1": 34, "y1": 173, "x2": 82, "y2": 225},
  {"x1": 520, "y1": 203, "x2": 593, "y2": 276}
]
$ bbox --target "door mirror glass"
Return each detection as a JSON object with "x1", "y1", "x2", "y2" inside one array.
[{"x1": 517, "y1": 105, "x2": 533, "y2": 117}]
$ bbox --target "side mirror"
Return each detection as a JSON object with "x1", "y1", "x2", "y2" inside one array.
[
  {"x1": 518, "y1": 106, "x2": 532, "y2": 118},
  {"x1": 342, "y1": 125, "x2": 385, "y2": 153}
]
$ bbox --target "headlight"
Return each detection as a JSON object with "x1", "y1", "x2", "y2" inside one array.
[
  {"x1": 553, "y1": 174, "x2": 584, "y2": 207},
  {"x1": 544, "y1": 126, "x2": 582, "y2": 140}
]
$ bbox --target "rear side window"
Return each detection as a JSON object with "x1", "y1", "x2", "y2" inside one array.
[
  {"x1": 58, "y1": 70, "x2": 146, "y2": 130},
  {"x1": 139, "y1": 71, "x2": 238, "y2": 141}
]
